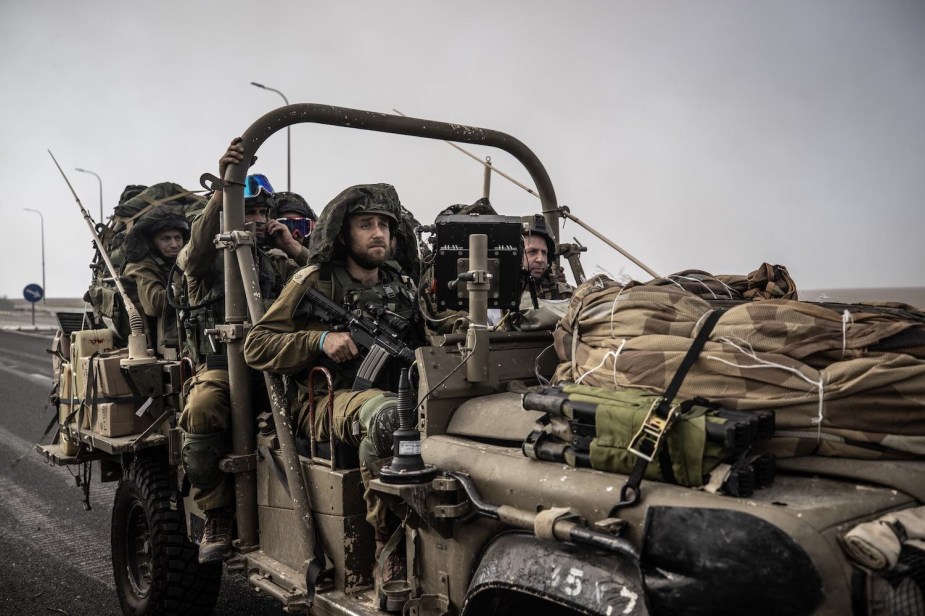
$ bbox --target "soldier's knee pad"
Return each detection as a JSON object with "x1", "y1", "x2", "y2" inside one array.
[
  {"x1": 361, "y1": 394, "x2": 401, "y2": 461},
  {"x1": 181, "y1": 432, "x2": 225, "y2": 490}
]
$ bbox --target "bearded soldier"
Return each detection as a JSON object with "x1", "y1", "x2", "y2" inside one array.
[{"x1": 244, "y1": 183, "x2": 424, "y2": 590}]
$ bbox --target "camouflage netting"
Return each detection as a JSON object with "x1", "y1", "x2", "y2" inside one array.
[
  {"x1": 552, "y1": 270, "x2": 925, "y2": 460},
  {"x1": 108, "y1": 182, "x2": 208, "y2": 268},
  {"x1": 84, "y1": 182, "x2": 206, "y2": 342},
  {"x1": 641, "y1": 264, "x2": 798, "y2": 301}
]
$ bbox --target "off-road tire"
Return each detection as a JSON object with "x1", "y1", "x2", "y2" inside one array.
[{"x1": 112, "y1": 455, "x2": 222, "y2": 615}]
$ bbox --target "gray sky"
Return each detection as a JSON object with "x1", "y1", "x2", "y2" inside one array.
[{"x1": 2, "y1": 0, "x2": 923, "y2": 300}]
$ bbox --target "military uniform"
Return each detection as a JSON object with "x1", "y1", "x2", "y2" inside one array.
[
  {"x1": 123, "y1": 254, "x2": 181, "y2": 350},
  {"x1": 520, "y1": 213, "x2": 573, "y2": 306},
  {"x1": 522, "y1": 272, "x2": 572, "y2": 302},
  {"x1": 176, "y1": 190, "x2": 310, "y2": 514},
  {"x1": 120, "y1": 207, "x2": 189, "y2": 354},
  {"x1": 244, "y1": 183, "x2": 424, "y2": 536}
]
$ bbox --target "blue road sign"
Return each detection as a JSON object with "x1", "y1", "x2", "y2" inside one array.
[{"x1": 23, "y1": 283, "x2": 44, "y2": 303}]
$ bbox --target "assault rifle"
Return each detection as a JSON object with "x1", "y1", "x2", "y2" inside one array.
[{"x1": 301, "y1": 287, "x2": 416, "y2": 391}]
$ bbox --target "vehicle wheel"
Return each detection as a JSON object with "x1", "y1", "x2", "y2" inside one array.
[{"x1": 112, "y1": 455, "x2": 222, "y2": 615}]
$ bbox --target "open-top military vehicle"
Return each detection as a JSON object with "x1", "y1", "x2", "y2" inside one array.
[{"x1": 38, "y1": 104, "x2": 925, "y2": 616}]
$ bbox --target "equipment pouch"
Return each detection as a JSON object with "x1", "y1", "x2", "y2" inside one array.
[
  {"x1": 582, "y1": 387, "x2": 728, "y2": 487},
  {"x1": 86, "y1": 284, "x2": 132, "y2": 341},
  {"x1": 523, "y1": 383, "x2": 767, "y2": 489}
]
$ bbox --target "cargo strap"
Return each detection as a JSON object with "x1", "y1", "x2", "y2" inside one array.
[
  {"x1": 611, "y1": 308, "x2": 725, "y2": 513},
  {"x1": 116, "y1": 191, "x2": 195, "y2": 230},
  {"x1": 534, "y1": 506, "x2": 573, "y2": 540},
  {"x1": 257, "y1": 444, "x2": 290, "y2": 498}
]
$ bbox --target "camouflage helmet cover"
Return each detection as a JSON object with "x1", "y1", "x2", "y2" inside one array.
[
  {"x1": 244, "y1": 174, "x2": 275, "y2": 209},
  {"x1": 123, "y1": 207, "x2": 190, "y2": 262},
  {"x1": 305, "y1": 183, "x2": 402, "y2": 266},
  {"x1": 270, "y1": 191, "x2": 317, "y2": 220}
]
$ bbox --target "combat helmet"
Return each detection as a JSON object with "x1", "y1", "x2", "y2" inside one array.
[
  {"x1": 305, "y1": 183, "x2": 402, "y2": 267},
  {"x1": 271, "y1": 191, "x2": 317, "y2": 220},
  {"x1": 123, "y1": 207, "x2": 190, "y2": 263},
  {"x1": 521, "y1": 213, "x2": 556, "y2": 260}
]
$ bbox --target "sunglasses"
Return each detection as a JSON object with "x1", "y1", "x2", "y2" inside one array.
[{"x1": 244, "y1": 174, "x2": 275, "y2": 198}]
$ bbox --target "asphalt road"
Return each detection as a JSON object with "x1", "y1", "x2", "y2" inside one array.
[{"x1": 0, "y1": 329, "x2": 280, "y2": 616}]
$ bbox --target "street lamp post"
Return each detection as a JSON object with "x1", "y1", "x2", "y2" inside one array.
[
  {"x1": 75, "y1": 167, "x2": 104, "y2": 222},
  {"x1": 23, "y1": 208, "x2": 46, "y2": 304},
  {"x1": 250, "y1": 81, "x2": 291, "y2": 191}
]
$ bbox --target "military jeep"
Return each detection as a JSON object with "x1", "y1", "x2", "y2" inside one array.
[{"x1": 38, "y1": 104, "x2": 925, "y2": 616}]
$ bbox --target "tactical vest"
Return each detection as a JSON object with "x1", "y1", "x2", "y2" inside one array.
[
  {"x1": 179, "y1": 245, "x2": 283, "y2": 366},
  {"x1": 315, "y1": 260, "x2": 421, "y2": 391},
  {"x1": 146, "y1": 253, "x2": 181, "y2": 353}
]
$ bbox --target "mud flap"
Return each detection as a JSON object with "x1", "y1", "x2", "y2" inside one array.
[{"x1": 463, "y1": 532, "x2": 647, "y2": 615}]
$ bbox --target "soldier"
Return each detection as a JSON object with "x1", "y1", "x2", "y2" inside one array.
[
  {"x1": 521, "y1": 213, "x2": 572, "y2": 306},
  {"x1": 121, "y1": 208, "x2": 189, "y2": 356},
  {"x1": 244, "y1": 183, "x2": 424, "y2": 590},
  {"x1": 176, "y1": 138, "x2": 310, "y2": 563},
  {"x1": 270, "y1": 191, "x2": 317, "y2": 247}
]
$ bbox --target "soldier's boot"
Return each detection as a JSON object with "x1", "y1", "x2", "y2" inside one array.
[
  {"x1": 199, "y1": 506, "x2": 233, "y2": 564},
  {"x1": 181, "y1": 431, "x2": 232, "y2": 564},
  {"x1": 374, "y1": 533, "x2": 408, "y2": 612}
]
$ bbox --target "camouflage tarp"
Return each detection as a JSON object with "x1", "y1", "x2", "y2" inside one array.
[
  {"x1": 639, "y1": 262, "x2": 798, "y2": 301},
  {"x1": 552, "y1": 277, "x2": 925, "y2": 459}
]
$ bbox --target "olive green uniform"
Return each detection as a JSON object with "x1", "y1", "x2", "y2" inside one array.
[
  {"x1": 522, "y1": 272, "x2": 573, "y2": 302},
  {"x1": 123, "y1": 253, "x2": 180, "y2": 352},
  {"x1": 244, "y1": 260, "x2": 421, "y2": 534},
  {"x1": 176, "y1": 192, "x2": 310, "y2": 512}
]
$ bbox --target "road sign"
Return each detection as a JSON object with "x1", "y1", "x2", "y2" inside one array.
[{"x1": 23, "y1": 284, "x2": 44, "y2": 304}]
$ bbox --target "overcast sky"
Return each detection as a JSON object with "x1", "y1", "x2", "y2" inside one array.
[{"x1": 1, "y1": 0, "x2": 923, "y2": 300}]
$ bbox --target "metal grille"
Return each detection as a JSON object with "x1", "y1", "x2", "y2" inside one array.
[{"x1": 56, "y1": 311, "x2": 91, "y2": 335}]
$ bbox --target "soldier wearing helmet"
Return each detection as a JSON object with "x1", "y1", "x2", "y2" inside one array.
[
  {"x1": 245, "y1": 182, "x2": 425, "y2": 593},
  {"x1": 175, "y1": 138, "x2": 312, "y2": 564},
  {"x1": 270, "y1": 191, "x2": 317, "y2": 247},
  {"x1": 521, "y1": 213, "x2": 571, "y2": 304},
  {"x1": 122, "y1": 207, "x2": 190, "y2": 355}
]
